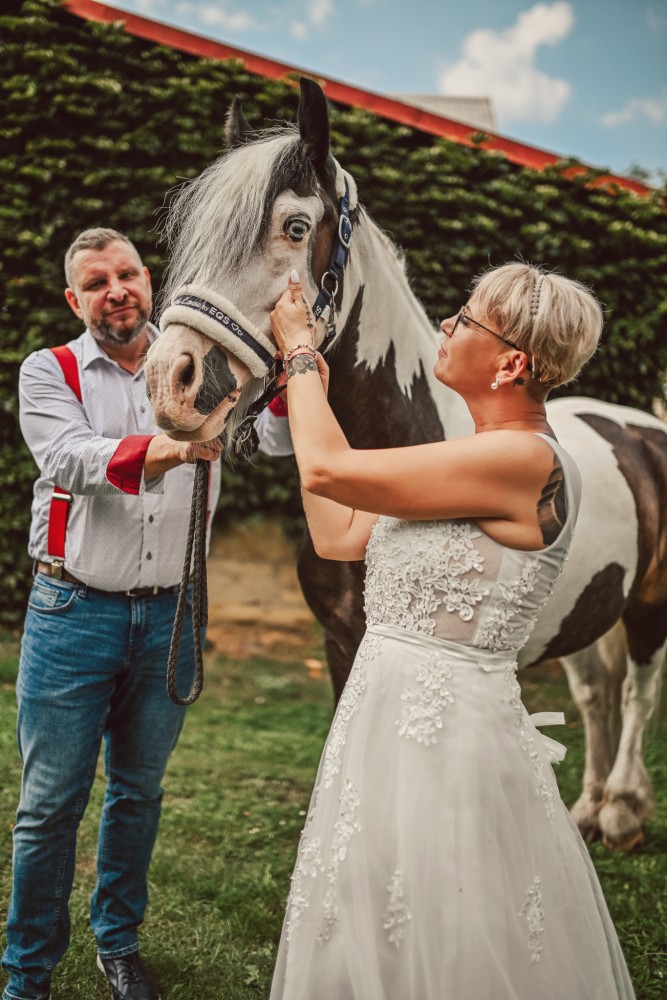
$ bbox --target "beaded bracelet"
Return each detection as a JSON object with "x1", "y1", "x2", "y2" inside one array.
[{"x1": 283, "y1": 343, "x2": 317, "y2": 366}]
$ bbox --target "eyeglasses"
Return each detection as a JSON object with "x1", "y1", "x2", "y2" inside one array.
[{"x1": 451, "y1": 308, "x2": 533, "y2": 372}]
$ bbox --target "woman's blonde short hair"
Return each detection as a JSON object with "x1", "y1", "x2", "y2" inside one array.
[{"x1": 470, "y1": 262, "x2": 603, "y2": 387}]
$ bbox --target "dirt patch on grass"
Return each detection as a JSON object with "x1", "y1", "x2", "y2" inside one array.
[{"x1": 206, "y1": 520, "x2": 321, "y2": 661}]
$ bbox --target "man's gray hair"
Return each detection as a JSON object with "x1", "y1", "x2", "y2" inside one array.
[{"x1": 64, "y1": 228, "x2": 138, "y2": 289}]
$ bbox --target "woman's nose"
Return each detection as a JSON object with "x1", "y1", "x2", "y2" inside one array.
[{"x1": 440, "y1": 316, "x2": 456, "y2": 338}]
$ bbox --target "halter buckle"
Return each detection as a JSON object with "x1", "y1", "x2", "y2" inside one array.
[{"x1": 338, "y1": 213, "x2": 352, "y2": 250}]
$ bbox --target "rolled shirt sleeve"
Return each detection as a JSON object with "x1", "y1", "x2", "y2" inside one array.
[{"x1": 20, "y1": 350, "x2": 158, "y2": 496}]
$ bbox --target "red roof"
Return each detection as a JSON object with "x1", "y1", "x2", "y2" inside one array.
[{"x1": 64, "y1": 0, "x2": 652, "y2": 196}]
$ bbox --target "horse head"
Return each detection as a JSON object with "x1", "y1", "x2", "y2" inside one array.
[{"x1": 144, "y1": 77, "x2": 358, "y2": 446}]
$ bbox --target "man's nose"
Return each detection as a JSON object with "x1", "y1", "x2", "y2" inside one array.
[{"x1": 107, "y1": 279, "x2": 128, "y2": 301}]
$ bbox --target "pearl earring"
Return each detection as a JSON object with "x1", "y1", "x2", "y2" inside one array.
[{"x1": 491, "y1": 380, "x2": 499, "y2": 390}]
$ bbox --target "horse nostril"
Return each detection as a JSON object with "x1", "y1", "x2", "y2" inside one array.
[{"x1": 179, "y1": 360, "x2": 195, "y2": 387}]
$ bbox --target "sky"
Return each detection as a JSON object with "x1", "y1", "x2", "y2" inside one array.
[{"x1": 102, "y1": 0, "x2": 666, "y2": 182}]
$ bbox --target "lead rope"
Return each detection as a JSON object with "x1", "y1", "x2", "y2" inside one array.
[{"x1": 166, "y1": 458, "x2": 210, "y2": 705}]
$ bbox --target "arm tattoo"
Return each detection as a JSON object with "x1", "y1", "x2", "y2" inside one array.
[
  {"x1": 286, "y1": 354, "x2": 318, "y2": 379},
  {"x1": 536, "y1": 455, "x2": 567, "y2": 545}
]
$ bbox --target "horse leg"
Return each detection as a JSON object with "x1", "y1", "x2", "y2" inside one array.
[
  {"x1": 559, "y1": 621, "x2": 627, "y2": 842},
  {"x1": 324, "y1": 631, "x2": 357, "y2": 707},
  {"x1": 297, "y1": 536, "x2": 366, "y2": 707},
  {"x1": 597, "y1": 641, "x2": 664, "y2": 850}
]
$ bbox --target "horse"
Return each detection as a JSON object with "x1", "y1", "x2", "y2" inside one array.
[{"x1": 144, "y1": 77, "x2": 667, "y2": 851}]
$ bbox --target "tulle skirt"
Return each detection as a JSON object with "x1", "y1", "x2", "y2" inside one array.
[{"x1": 269, "y1": 624, "x2": 635, "y2": 1000}]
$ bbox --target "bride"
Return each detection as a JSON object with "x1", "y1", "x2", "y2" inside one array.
[{"x1": 267, "y1": 261, "x2": 635, "y2": 1000}]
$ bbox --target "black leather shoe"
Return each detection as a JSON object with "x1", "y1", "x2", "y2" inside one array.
[{"x1": 96, "y1": 952, "x2": 161, "y2": 1000}]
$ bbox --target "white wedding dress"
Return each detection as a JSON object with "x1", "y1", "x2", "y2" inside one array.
[{"x1": 270, "y1": 436, "x2": 635, "y2": 1000}]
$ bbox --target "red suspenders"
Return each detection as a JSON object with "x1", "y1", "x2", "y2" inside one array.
[{"x1": 47, "y1": 346, "x2": 82, "y2": 575}]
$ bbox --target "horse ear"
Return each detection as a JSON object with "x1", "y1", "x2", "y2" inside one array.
[
  {"x1": 298, "y1": 77, "x2": 336, "y2": 182},
  {"x1": 225, "y1": 97, "x2": 257, "y2": 148}
]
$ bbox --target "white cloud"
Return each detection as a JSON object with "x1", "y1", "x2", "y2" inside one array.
[
  {"x1": 133, "y1": 0, "x2": 169, "y2": 12},
  {"x1": 601, "y1": 87, "x2": 667, "y2": 127},
  {"x1": 309, "y1": 0, "x2": 335, "y2": 25},
  {"x1": 646, "y1": 6, "x2": 667, "y2": 32},
  {"x1": 439, "y1": 2, "x2": 575, "y2": 124},
  {"x1": 174, "y1": 2, "x2": 256, "y2": 32},
  {"x1": 290, "y1": 21, "x2": 309, "y2": 40},
  {"x1": 289, "y1": 0, "x2": 337, "y2": 42}
]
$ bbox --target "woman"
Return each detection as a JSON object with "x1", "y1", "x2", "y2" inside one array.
[{"x1": 268, "y1": 262, "x2": 635, "y2": 1000}]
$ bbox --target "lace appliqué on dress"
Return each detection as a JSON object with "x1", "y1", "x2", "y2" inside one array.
[
  {"x1": 319, "y1": 779, "x2": 361, "y2": 941},
  {"x1": 504, "y1": 665, "x2": 557, "y2": 821},
  {"x1": 284, "y1": 779, "x2": 362, "y2": 944},
  {"x1": 476, "y1": 559, "x2": 540, "y2": 651},
  {"x1": 322, "y1": 634, "x2": 379, "y2": 789},
  {"x1": 284, "y1": 834, "x2": 321, "y2": 941},
  {"x1": 384, "y1": 870, "x2": 411, "y2": 948},
  {"x1": 519, "y1": 876, "x2": 544, "y2": 963},
  {"x1": 364, "y1": 519, "x2": 488, "y2": 635},
  {"x1": 397, "y1": 652, "x2": 454, "y2": 745}
]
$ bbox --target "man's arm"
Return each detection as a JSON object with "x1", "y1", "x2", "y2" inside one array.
[{"x1": 19, "y1": 350, "x2": 220, "y2": 497}]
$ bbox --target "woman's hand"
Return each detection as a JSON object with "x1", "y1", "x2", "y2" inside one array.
[
  {"x1": 270, "y1": 270, "x2": 316, "y2": 355},
  {"x1": 273, "y1": 349, "x2": 329, "y2": 401}
]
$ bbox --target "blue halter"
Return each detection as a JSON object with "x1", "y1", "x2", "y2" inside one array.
[{"x1": 311, "y1": 177, "x2": 353, "y2": 351}]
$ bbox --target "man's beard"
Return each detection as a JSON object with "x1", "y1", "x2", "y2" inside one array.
[{"x1": 90, "y1": 306, "x2": 150, "y2": 345}]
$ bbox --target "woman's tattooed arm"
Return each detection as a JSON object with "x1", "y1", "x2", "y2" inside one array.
[
  {"x1": 537, "y1": 455, "x2": 567, "y2": 545},
  {"x1": 286, "y1": 354, "x2": 319, "y2": 379}
]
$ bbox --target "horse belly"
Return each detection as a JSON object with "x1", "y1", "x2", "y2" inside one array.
[{"x1": 520, "y1": 397, "x2": 661, "y2": 665}]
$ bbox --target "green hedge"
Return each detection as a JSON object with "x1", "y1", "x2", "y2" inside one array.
[{"x1": 1, "y1": 0, "x2": 666, "y2": 627}]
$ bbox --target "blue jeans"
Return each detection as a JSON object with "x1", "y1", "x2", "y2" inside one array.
[{"x1": 2, "y1": 575, "x2": 198, "y2": 1000}]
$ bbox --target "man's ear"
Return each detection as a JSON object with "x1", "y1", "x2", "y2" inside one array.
[{"x1": 65, "y1": 288, "x2": 84, "y2": 320}]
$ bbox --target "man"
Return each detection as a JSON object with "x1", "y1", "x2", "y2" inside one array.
[{"x1": 2, "y1": 229, "x2": 222, "y2": 1000}]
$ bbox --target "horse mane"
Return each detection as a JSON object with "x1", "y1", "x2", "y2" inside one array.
[{"x1": 159, "y1": 126, "x2": 315, "y2": 309}]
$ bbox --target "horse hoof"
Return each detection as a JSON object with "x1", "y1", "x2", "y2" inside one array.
[
  {"x1": 569, "y1": 794, "x2": 602, "y2": 842},
  {"x1": 601, "y1": 827, "x2": 644, "y2": 852},
  {"x1": 598, "y1": 797, "x2": 648, "y2": 852}
]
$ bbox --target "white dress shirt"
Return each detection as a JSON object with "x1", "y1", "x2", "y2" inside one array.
[{"x1": 19, "y1": 325, "x2": 221, "y2": 592}]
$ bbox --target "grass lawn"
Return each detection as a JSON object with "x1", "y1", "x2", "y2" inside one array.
[{"x1": 0, "y1": 633, "x2": 665, "y2": 999}]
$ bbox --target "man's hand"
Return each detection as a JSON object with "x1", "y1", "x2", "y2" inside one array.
[{"x1": 145, "y1": 433, "x2": 222, "y2": 480}]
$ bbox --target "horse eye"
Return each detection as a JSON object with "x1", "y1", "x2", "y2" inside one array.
[{"x1": 285, "y1": 218, "x2": 310, "y2": 242}]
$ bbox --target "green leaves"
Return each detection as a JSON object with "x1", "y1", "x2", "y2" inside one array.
[{"x1": 2, "y1": 0, "x2": 666, "y2": 627}]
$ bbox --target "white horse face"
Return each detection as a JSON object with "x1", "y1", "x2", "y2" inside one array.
[
  {"x1": 144, "y1": 324, "x2": 252, "y2": 442},
  {"x1": 145, "y1": 79, "x2": 346, "y2": 445},
  {"x1": 144, "y1": 187, "x2": 331, "y2": 442},
  {"x1": 230, "y1": 189, "x2": 326, "y2": 343}
]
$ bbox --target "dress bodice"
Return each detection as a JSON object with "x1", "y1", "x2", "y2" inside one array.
[{"x1": 363, "y1": 436, "x2": 582, "y2": 654}]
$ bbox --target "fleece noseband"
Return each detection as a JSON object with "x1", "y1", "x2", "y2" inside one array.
[{"x1": 159, "y1": 286, "x2": 276, "y2": 379}]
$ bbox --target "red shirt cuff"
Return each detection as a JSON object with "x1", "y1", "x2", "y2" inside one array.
[
  {"x1": 107, "y1": 435, "x2": 154, "y2": 495},
  {"x1": 268, "y1": 395, "x2": 289, "y2": 417}
]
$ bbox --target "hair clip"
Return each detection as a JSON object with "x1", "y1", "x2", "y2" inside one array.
[{"x1": 531, "y1": 274, "x2": 545, "y2": 318}]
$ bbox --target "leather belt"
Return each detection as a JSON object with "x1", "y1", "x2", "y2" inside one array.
[{"x1": 36, "y1": 562, "x2": 180, "y2": 598}]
